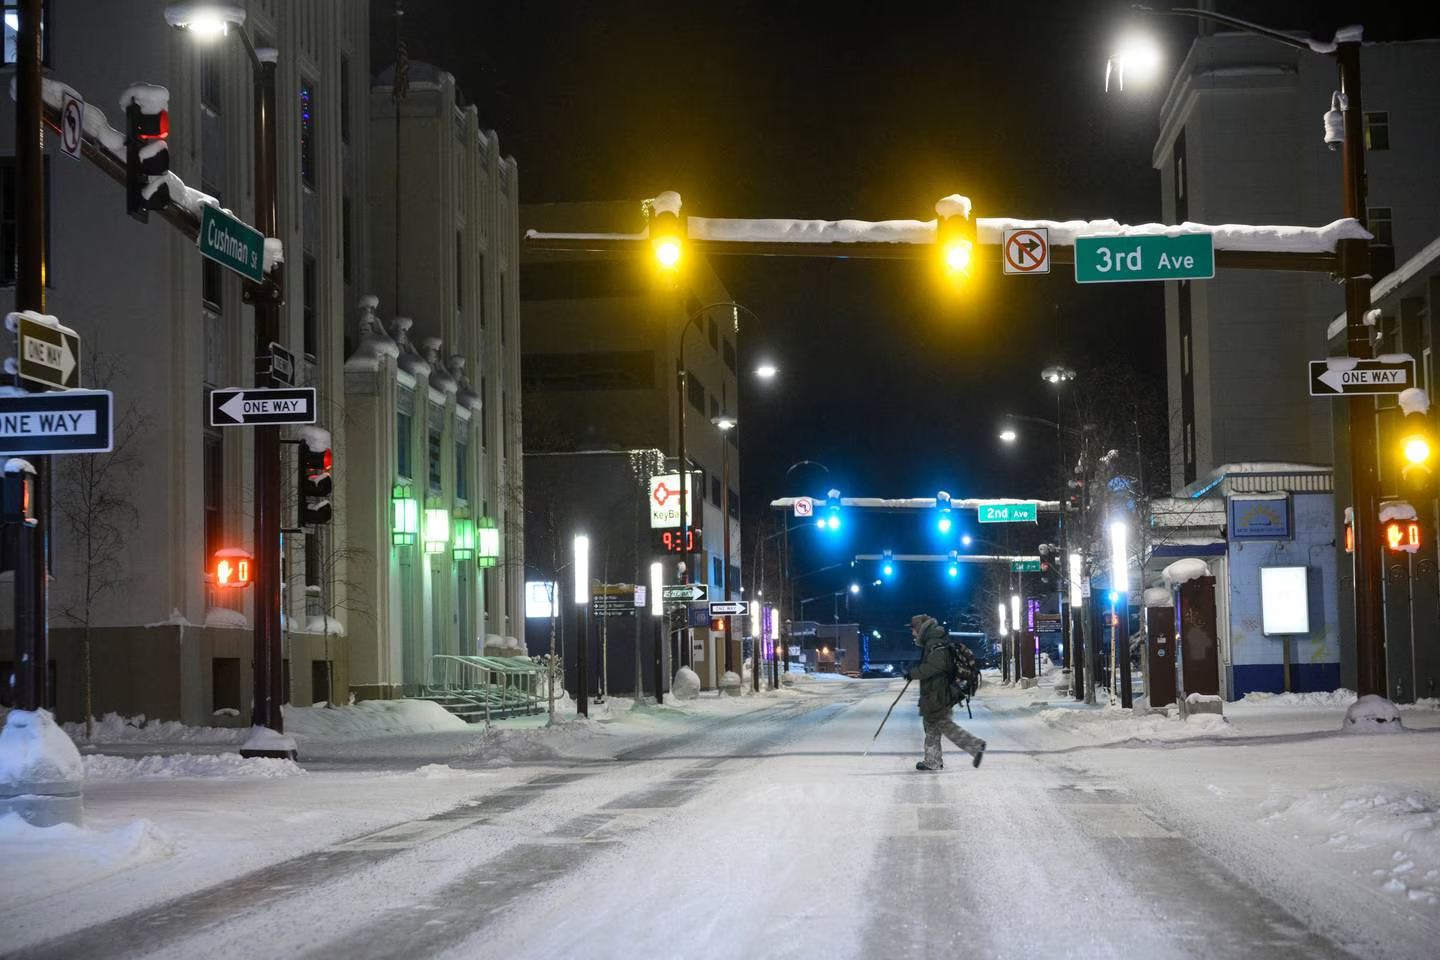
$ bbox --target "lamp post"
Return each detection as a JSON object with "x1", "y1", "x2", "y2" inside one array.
[
  {"x1": 1130, "y1": 5, "x2": 1384, "y2": 697},
  {"x1": 712, "y1": 414, "x2": 737, "y2": 679},
  {"x1": 168, "y1": 3, "x2": 289, "y2": 754},
  {"x1": 1042, "y1": 365, "x2": 1077, "y2": 694},
  {"x1": 574, "y1": 534, "x2": 590, "y2": 717}
]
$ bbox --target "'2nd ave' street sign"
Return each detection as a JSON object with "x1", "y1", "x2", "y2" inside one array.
[{"x1": 1309, "y1": 357, "x2": 1414, "y2": 396}]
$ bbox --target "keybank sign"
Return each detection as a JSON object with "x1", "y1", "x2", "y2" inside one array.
[{"x1": 198, "y1": 204, "x2": 265, "y2": 284}]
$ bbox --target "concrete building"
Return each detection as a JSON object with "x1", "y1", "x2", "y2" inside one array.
[
  {"x1": 520, "y1": 202, "x2": 745, "y2": 689},
  {"x1": 1153, "y1": 32, "x2": 1440, "y2": 487},
  {"x1": 0, "y1": 2, "x2": 523, "y2": 722},
  {"x1": 1149, "y1": 29, "x2": 1440, "y2": 700}
]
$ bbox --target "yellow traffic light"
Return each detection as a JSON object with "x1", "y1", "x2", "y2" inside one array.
[
  {"x1": 935, "y1": 195, "x2": 976, "y2": 280},
  {"x1": 646, "y1": 192, "x2": 686, "y2": 274},
  {"x1": 1397, "y1": 399, "x2": 1435, "y2": 495}
]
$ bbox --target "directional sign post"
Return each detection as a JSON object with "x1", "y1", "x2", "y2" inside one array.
[
  {"x1": 663, "y1": 583, "x2": 709, "y2": 603},
  {"x1": 1075, "y1": 234, "x2": 1215, "y2": 284},
  {"x1": 709, "y1": 600, "x2": 747, "y2": 617},
  {"x1": 10, "y1": 312, "x2": 81, "y2": 391},
  {"x1": 0, "y1": 390, "x2": 113, "y2": 455},
  {"x1": 1003, "y1": 227, "x2": 1050, "y2": 275},
  {"x1": 1010, "y1": 560, "x2": 1043, "y2": 573},
  {"x1": 1309, "y1": 357, "x2": 1415, "y2": 396},
  {"x1": 210, "y1": 386, "x2": 316, "y2": 427},
  {"x1": 198, "y1": 203, "x2": 266, "y2": 284}
]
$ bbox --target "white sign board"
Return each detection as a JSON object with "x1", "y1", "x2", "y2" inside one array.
[
  {"x1": 1002, "y1": 227, "x2": 1050, "y2": 275},
  {"x1": 60, "y1": 92, "x2": 85, "y2": 160},
  {"x1": 649, "y1": 472, "x2": 695, "y2": 528},
  {"x1": 793, "y1": 496, "x2": 813, "y2": 518},
  {"x1": 1260, "y1": 566, "x2": 1310, "y2": 635}
]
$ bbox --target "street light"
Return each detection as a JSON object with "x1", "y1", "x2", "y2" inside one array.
[
  {"x1": 712, "y1": 413, "x2": 738, "y2": 678},
  {"x1": 574, "y1": 534, "x2": 590, "y2": 717},
  {"x1": 1126, "y1": 4, "x2": 1386, "y2": 699},
  {"x1": 168, "y1": 1, "x2": 289, "y2": 757}
]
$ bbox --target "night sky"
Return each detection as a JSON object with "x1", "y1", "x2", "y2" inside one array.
[{"x1": 375, "y1": 2, "x2": 1440, "y2": 635}]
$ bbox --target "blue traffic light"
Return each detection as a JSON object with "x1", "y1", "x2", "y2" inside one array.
[
  {"x1": 936, "y1": 490, "x2": 952, "y2": 533},
  {"x1": 947, "y1": 563, "x2": 958, "y2": 577},
  {"x1": 881, "y1": 549, "x2": 894, "y2": 578}
]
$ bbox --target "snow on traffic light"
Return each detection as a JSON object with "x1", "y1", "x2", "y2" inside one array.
[
  {"x1": 299, "y1": 442, "x2": 333, "y2": 526},
  {"x1": 123, "y1": 84, "x2": 170, "y2": 221}
]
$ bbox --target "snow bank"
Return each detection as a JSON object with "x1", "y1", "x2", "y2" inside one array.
[
  {"x1": 0, "y1": 814, "x2": 173, "y2": 909},
  {"x1": 671, "y1": 668, "x2": 701, "y2": 700},
  {"x1": 282, "y1": 699, "x2": 467, "y2": 740},
  {"x1": 83, "y1": 753, "x2": 303, "y2": 781}
]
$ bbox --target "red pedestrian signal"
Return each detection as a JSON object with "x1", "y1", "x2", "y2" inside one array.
[
  {"x1": 1383, "y1": 519, "x2": 1421, "y2": 554},
  {"x1": 213, "y1": 551, "x2": 255, "y2": 587}
]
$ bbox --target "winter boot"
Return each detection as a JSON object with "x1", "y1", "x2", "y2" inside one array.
[
  {"x1": 915, "y1": 760, "x2": 943, "y2": 771},
  {"x1": 972, "y1": 741, "x2": 986, "y2": 768}
]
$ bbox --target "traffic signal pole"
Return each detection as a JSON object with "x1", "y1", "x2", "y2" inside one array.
[
  {"x1": 242, "y1": 46, "x2": 290, "y2": 752},
  {"x1": 12, "y1": 0, "x2": 46, "y2": 713}
]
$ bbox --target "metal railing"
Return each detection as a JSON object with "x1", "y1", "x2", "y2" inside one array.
[{"x1": 425, "y1": 655, "x2": 543, "y2": 720}]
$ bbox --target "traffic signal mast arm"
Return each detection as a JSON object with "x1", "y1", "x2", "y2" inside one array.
[
  {"x1": 526, "y1": 192, "x2": 1364, "y2": 272},
  {"x1": 856, "y1": 553, "x2": 1042, "y2": 564},
  {"x1": 36, "y1": 76, "x2": 278, "y2": 295}
]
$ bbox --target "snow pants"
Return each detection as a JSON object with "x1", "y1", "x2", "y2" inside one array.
[{"x1": 922, "y1": 711, "x2": 984, "y2": 767}]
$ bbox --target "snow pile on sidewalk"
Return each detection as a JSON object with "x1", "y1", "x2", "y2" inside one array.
[
  {"x1": 282, "y1": 699, "x2": 466, "y2": 740},
  {"x1": 84, "y1": 753, "x2": 303, "y2": 781},
  {"x1": 0, "y1": 814, "x2": 173, "y2": 909},
  {"x1": 63, "y1": 713, "x2": 247, "y2": 746}
]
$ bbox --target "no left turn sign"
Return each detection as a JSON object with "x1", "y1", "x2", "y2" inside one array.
[
  {"x1": 794, "y1": 496, "x2": 813, "y2": 518},
  {"x1": 1003, "y1": 227, "x2": 1050, "y2": 275}
]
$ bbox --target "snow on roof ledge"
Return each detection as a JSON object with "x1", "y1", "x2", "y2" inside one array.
[
  {"x1": 1178, "y1": 462, "x2": 1333, "y2": 498},
  {"x1": 1163, "y1": 558, "x2": 1211, "y2": 587}
]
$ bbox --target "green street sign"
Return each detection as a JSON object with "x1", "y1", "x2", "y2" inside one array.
[
  {"x1": 977, "y1": 501, "x2": 1038, "y2": 523},
  {"x1": 198, "y1": 204, "x2": 266, "y2": 284},
  {"x1": 1011, "y1": 560, "x2": 1043, "y2": 573},
  {"x1": 1074, "y1": 233, "x2": 1214, "y2": 284}
]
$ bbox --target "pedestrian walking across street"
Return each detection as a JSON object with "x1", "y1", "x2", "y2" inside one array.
[{"x1": 907, "y1": 613, "x2": 985, "y2": 771}]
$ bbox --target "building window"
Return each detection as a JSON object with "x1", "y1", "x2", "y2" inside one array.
[
  {"x1": 299, "y1": 78, "x2": 317, "y2": 187},
  {"x1": 397, "y1": 404, "x2": 413, "y2": 480},
  {"x1": 342, "y1": 197, "x2": 352, "y2": 283},
  {"x1": 522, "y1": 351, "x2": 655, "y2": 391},
  {"x1": 455, "y1": 438, "x2": 468, "y2": 501},
  {"x1": 1365, "y1": 111, "x2": 1389, "y2": 151},
  {"x1": 687, "y1": 371, "x2": 704, "y2": 412},
  {"x1": 707, "y1": 314, "x2": 719, "y2": 350},
  {"x1": 201, "y1": 44, "x2": 222, "y2": 112},
  {"x1": 711, "y1": 474, "x2": 721, "y2": 506},
  {"x1": 428, "y1": 427, "x2": 443, "y2": 492},
  {"x1": 305, "y1": 532, "x2": 319, "y2": 588},
  {"x1": 480, "y1": 377, "x2": 489, "y2": 451},
  {"x1": 709, "y1": 396, "x2": 720, "y2": 420},
  {"x1": 729, "y1": 488, "x2": 739, "y2": 518},
  {"x1": 339, "y1": 54, "x2": 351, "y2": 144},
  {"x1": 712, "y1": 556, "x2": 722, "y2": 586},
  {"x1": 723, "y1": 340, "x2": 736, "y2": 374},
  {"x1": 1185, "y1": 422, "x2": 1194, "y2": 466},
  {"x1": 212, "y1": 658, "x2": 242, "y2": 712},
  {"x1": 478, "y1": 252, "x2": 487, "y2": 325},
  {"x1": 303, "y1": 255, "x2": 317, "y2": 358},
  {"x1": 1, "y1": 156, "x2": 50, "y2": 287},
  {"x1": 456, "y1": 231, "x2": 463, "y2": 311},
  {"x1": 1182, "y1": 334, "x2": 1190, "y2": 377},
  {"x1": 2, "y1": 2, "x2": 48, "y2": 66},
  {"x1": 204, "y1": 432, "x2": 224, "y2": 564},
  {"x1": 1367, "y1": 207, "x2": 1393, "y2": 246}
]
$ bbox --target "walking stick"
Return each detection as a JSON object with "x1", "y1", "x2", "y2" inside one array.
[{"x1": 863, "y1": 678, "x2": 911, "y2": 756}]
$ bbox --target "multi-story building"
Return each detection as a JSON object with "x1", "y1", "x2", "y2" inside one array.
[
  {"x1": 0, "y1": 2, "x2": 522, "y2": 722},
  {"x1": 1154, "y1": 32, "x2": 1440, "y2": 488},
  {"x1": 1147, "y1": 28, "x2": 1440, "y2": 699},
  {"x1": 520, "y1": 202, "x2": 745, "y2": 690}
]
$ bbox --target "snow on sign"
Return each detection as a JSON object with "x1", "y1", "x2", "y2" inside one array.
[
  {"x1": 0, "y1": 390, "x2": 114, "y2": 455},
  {"x1": 209, "y1": 387, "x2": 317, "y2": 426},
  {"x1": 1308, "y1": 357, "x2": 1414, "y2": 396},
  {"x1": 1003, "y1": 227, "x2": 1049, "y2": 275}
]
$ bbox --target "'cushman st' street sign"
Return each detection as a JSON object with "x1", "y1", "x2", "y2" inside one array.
[{"x1": 198, "y1": 204, "x2": 266, "y2": 284}]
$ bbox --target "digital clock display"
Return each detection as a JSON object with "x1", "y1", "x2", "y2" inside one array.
[{"x1": 655, "y1": 528, "x2": 702, "y2": 553}]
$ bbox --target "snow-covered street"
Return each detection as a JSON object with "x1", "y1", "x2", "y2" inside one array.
[{"x1": 3, "y1": 674, "x2": 1439, "y2": 959}]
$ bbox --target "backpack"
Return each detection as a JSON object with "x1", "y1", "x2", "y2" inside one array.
[{"x1": 946, "y1": 641, "x2": 980, "y2": 706}]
